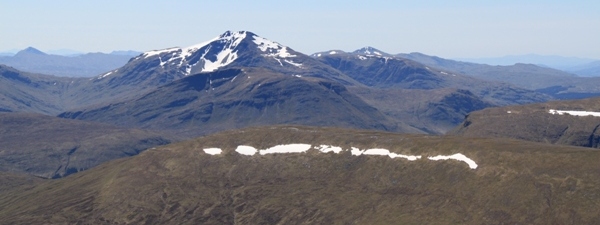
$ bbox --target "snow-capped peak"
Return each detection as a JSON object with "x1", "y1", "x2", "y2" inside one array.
[
  {"x1": 118, "y1": 31, "x2": 304, "y2": 78},
  {"x1": 353, "y1": 47, "x2": 387, "y2": 56}
]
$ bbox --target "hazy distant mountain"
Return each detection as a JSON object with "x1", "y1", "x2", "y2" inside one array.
[
  {"x1": 109, "y1": 50, "x2": 142, "y2": 56},
  {"x1": 456, "y1": 54, "x2": 597, "y2": 70},
  {"x1": 2, "y1": 126, "x2": 600, "y2": 224},
  {"x1": 0, "y1": 47, "x2": 136, "y2": 77},
  {"x1": 566, "y1": 60, "x2": 600, "y2": 77},
  {"x1": 396, "y1": 52, "x2": 600, "y2": 99},
  {"x1": 46, "y1": 49, "x2": 85, "y2": 56}
]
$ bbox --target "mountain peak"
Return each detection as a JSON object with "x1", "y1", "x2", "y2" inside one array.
[
  {"x1": 352, "y1": 47, "x2": 389, "y2": 56},
  {"x1": 16, "y1": 47, "x2": 47, "y2": 56},
  {"x1": 125, "y1": 30, "x2": 302, "y2": 77}
]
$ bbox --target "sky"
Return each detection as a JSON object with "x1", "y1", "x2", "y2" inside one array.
[{"x1": 1, "y1": 0, "x2": 599, "y2": 59}]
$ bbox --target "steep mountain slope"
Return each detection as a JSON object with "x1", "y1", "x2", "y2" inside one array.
[
  {"x1": 0, "y1": 47, "x2": 135, "y2": 77},
  {"x1": 60, "y1": 68, "x2": 421, "y2": 136},
  {"x1": 1, "y1": 126, "x2": 599, "y2": 224},
  {"x1": 397, "y1": 52, "x2": 600, "y2": 99},
  {"x1": 0, "y1": 112, "x2": 173, "y2": 178},
  {"x1": 0, "y1": 65, "x2": 74, "y2": 114},
  {"x1": 350, "y1": 87, "x2": 493, "y2": 134},
  {"x1": 450, "y1": 97, "x2": 600, "y2": 148}
]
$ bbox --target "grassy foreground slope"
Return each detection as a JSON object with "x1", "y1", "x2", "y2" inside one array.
[{"x1": 1, "y1": 126, "x2": 599, "y2": 224}]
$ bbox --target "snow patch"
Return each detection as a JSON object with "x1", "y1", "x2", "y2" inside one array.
[
  {"x1": 203, "y1": 148, "x2": 222, "y2": 155},
  {"x1": 329, "y1": 51, "x2": 337, "y2": 55},
  {"x1": 316, "y1": 145, "x2": 344, "y2": 154},
  {"x1": 98, "y1": 70, "x2": 115, "y2": 79},
  {"x1": 284, "y1": 59, "x2": 303, "y2": 68},
  {"x1": 253, "y1": 35, "x2": 296, "y2": 58},
  {"x1": 259, "y1": 144, "x2": 312, "y2": 155},
  {"x1": 236, "y1": 145, "x2": 258, "y2": 156},
  {"x1": 363, "y1": 148, "x2": 390, "y2": 156},
  {"x1": 389, "y1": 153, "x2": 421, "y2": 161},
  {"x1": 548, "y1": 109, "x2": 600, "y2": 117},
  {"x1": 427, "y1": 153, "x2": 478, "y2": 169},
  {"x1": 350, "y1": 147, "x2": 364, "y2": 156}
]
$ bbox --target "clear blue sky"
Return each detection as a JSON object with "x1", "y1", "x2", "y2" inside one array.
[{"x1": 1, "y1": 0, "x2": 599, "y2": 59}]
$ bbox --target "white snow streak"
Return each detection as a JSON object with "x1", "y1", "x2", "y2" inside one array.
[
  {"x1": 284, "y1": 59, "x2": 303, "y2": 68},
  {"x1": 220, "y1": 144, "x2": 477, "y2": 169},
  {"x1": 203, "y1": 148, "x2": 222, "y2": 155},
  {"x1": 388, "y1": 153, "x2": 421, "y2": 161},
  {"x1": 259, "y1": 144, "x2": 312, "y2": 155},
  {"x1": 362, "y1": 148, "x2": 390, "y2": 156},
  {"x1": 428, "y1": 154, "x2": 478, "y2": 169},
  {"x1": 548, "y1": 109, "x2": 600, "y2": 117}
]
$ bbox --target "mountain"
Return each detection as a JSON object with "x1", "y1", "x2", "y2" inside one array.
[
  {"x1": 57, "y1": 31, "x2": 431, "y2": 136},
  {"x1": 566, "y1": 60, "x2": 600, "y2": 77},
  {"x1": 0, "y1": 64, "x2": 74, "y2": 114},
  {"x1": 46, "y1": 48, "x2": 85, "y2": 56},
  {"x1": 351, "y1": 87, "x2": 494, "y2": 134},
  {"x1": 110, "y1": 50, "x2": 142, "y2": 56},
  {"x1": 60, "y1": 68, "x2": 422, "y2": 137},
  {"x1": 457, "y1": 54, "x2": 597, "y2": 70},
  {"x1": 397, "y1": 52, "x2": 600, "y2": 99},
  {"x1": 0, "y1": 112, "x2": 174, "y2": 178},
  {"x1": 316, "y1": 51, "x2": 550, "y2": 105},
  {"x1": 450, "y1": 97, "x2": 600, "y2": 148},
  {"x1": 351, "y1": 46, "x2": 392, "y2": 57},
  {"x1": 1, "y1": 126, "x2": 599, "y2": 224},
  {"x1": 0, "y1": 47, "x2": 135, "y2": 77},
  {"x1": 69, "y1": 31, "x2": 357, "y2": 108},
  {"x1": 60, "y1": 37, "x2": 553, "y2": 136},
  {"x1": 313, "y1": 51, "x2": 552, "y2": 133}
]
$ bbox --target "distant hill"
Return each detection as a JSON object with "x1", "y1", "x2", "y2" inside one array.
[
  {"x1": 0, "y1": 47, "x2": 140, "y2": 77},
  {"x1": 456, "y1": 54, "x2": 597, "y2": 70},
  {"x1": 449, "y1": 97, "x2": 600, "y2": 148},
  {"x1": 397, "y1": 52, "x2": 600, "y2": 99},
  {"x1": 1, "y1": 126, "x2": 599, "y2": 224},
  {"x1": 566, "y1": 60, "x2": 600, "y2": 77}
]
